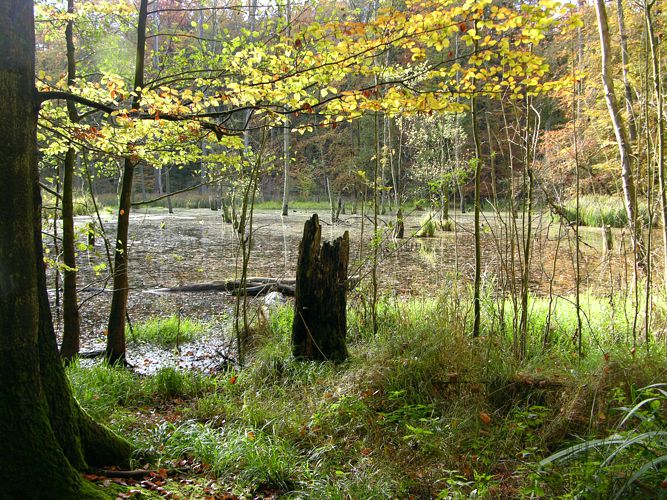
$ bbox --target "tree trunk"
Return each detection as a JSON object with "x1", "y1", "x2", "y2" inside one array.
[
  {"x1": 470, "y1": 34, "x2": 482, "y2": 338},
  {"x1": 165, "y1": 166, "x2": 173, "y2": 214},
  {"x1": 594, "y1": 0, "x2": 643, "y2": 263},
  {"x1": 60, "y1": 0, "x2": 81, "y2": 361},
  {"x1": 139, "y1": 164, "x2": 147, "y2": 201},
  {"x1": 394, "y1": 208, "x2": 405, "y2": 238},
  {"x1": 281, "y1": 115, "x2": 290, "y2": 216},
  {"x1": 519, "y1": 99, "x2": 535, "y2": 358},
  {"x1": 107, "y1": 161, "x2": 135, "y2": 364},
  {"x1": 616, "y1": 0, "x2": 636, "y2": 142},
  {"x1": 645, "y1": 2, "x2": 666, "y2": 291},
  {"x1": 292, "y1": 214, "x2": 349, "y2": 362},
  {"x1": 0, "y1": 2, "x2": 131, "y2": 495},
  {"x1": 60, "y1": 148, "x2": 81, "y2": 361},
  {"x1": 106, "y1": 0, "x2": 148, "y2": 364},
  {"x1": 280, "y1": 1, "x2": 291, "y2": 217}
]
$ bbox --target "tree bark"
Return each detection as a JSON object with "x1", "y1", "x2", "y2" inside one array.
[
  {"x1": 292, "y1": 214, "x2": 349, "y2": 362},
  {"x1": 645, "y1": 1, "x2": 666, "y2": 291},
  {"x1": 615, "y1": 0, "x2": 636, "y2": 142},
  {"x1": 60, "y1": 0, "x2": 81, "y2": 361},
  {"x1": 470, "y1": 33, "x2": 482, "y2": 338},
  {"x1": 106, "y1": 0, "x2": 148, "y2": 364},
  {"x1": 280, "y1": 2, "x2": 291, "y2": 217},
  {"x1": 281, "y1": 114, "x2": 290, "y2": 216},
  {"x1": 594, "y1": 0, "x2": 643, "y2": 263},
  {"x1": 60, "y1": 147, "x2": 81, "y2": 361},
  {"x1": 165, "y1": 167, "x2": 173, "y2": 214},
  {"x1": 0, "y1": 2, "x2": 131, "y2": 495}
]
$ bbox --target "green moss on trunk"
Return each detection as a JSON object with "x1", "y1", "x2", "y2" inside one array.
[{"x1": 0, "y1": 2, "x2": 131, "y2": 496}]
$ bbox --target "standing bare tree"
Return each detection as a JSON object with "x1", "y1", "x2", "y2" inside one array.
[
  {"x1": 59, "y1": 0, "x2": 82, "y2": 361},
  {"x1": 594, "y1": 0, "x2": 642, "y2": 263},
  {"x1": 281, "y1": 0, "x2": 292, "y2": 217},
  {"x1": 106, "y1": 0, "x2": 149, "y2": 364},
  {"x1": 644, "y1": 0, "x2": 666, "y2": 290}
]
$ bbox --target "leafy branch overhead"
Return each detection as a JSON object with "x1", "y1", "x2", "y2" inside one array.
[{"x1": 36, "y1": 0, "x2": 577, "y2": 167}]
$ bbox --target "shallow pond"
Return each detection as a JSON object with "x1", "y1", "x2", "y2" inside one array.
[{"x1": 45, "y1": 206, "x2": 643, "y2": 371}]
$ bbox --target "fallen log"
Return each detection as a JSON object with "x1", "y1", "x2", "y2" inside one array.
[
  {"x1": 147, "y1": 281, "x2": 231, "y2": 293},
  {"x1": 145, "y1": 277, "x2": 292, "y2": 294},
  {"x1": 230, "y1": 283, "x2": 295, "y2": 296},
  {"x1": 77, "y1": 349, "x2": 106, "y2": 359},
  {"x1": 145, "y1": 275, "x2": 359, "y2": 296}
]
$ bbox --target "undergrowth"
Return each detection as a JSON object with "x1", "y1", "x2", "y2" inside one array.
[
  {"x1": 128, "y1": 315, "x2": 206, "y2": 346},
  {"x1": 68, "y1": 291, "x2": 667, "y2": 498},
  {"x1": 562, "y1": 195, "x2": 652, "y2": 228}
]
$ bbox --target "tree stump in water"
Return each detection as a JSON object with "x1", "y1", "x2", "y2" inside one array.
[
  {"x1": 394, "y1": 208, "x2": 405, "y2": 239},
  {"x1": 292, "y1": 214, "x2": 349, "y2": 362},
  {"x1": 602, "y1": 224, "x2": 613, "y2": 257}
]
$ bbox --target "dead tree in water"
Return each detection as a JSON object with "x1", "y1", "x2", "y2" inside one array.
[{"x1": 292, "y1": 214, "x2": 349, "y2": 362}]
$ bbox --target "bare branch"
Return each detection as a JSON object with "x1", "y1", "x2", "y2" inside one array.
[{"x1": 37, "y1": 91, "x2": 115, "y2": 114}]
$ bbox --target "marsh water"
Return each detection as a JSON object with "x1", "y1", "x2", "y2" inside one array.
[{"x1": 46, "y1": 207, "x2": 641, "y2": 372}]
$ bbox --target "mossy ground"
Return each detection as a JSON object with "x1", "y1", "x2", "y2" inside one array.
[{"x1": 69, "y1": 292, "x2": 667, "y2": 498}]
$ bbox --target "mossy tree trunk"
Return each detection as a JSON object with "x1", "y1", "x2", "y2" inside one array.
[
  {"x1": 292, "y1": 214, "x2": 349, "y2": 362},
  {"x1": 0, "y1": 2, "x2": 132, "y2": 496}
]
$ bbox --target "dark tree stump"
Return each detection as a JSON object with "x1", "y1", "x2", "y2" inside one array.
[
  {"x1": 602, "y1": 224, "x2": 613, "y2": 257},
  {"x1": 394, "y1": 208, "x2": 405, "y2": 239},
  {"x1": 292, "y1": 214, "x2": 349, "y2": 362}
]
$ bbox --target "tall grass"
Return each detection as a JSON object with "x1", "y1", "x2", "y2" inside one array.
[
  {"x1": 415, "y1": 213, "x2": 437, "y2": 237},
  {"x1": 128, "y1": 315, "x2": 206, "y2": 346},
  {"x1": 68, "y1": 291, "x2": 667, "y2": 497},
  {"x1": 97, "y1": 193, "x2": 340, "y2": 212},
  {"x1": 97, "y1": 192, "x2": 212, "y2": 210},
  {"x1": 540, "y1": 383, "x2": 667, "y2": 498},
  {"x1": 562, "y1": 195, "x2": 652, "y2": 228}
]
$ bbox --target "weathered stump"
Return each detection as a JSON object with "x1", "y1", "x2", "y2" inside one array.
[
  {"x1": 394, "y1": 208, "x2": 405, "y2": 239},
  {"x1": 602, "y1": 224, "x2": 613, "y2": 257},
  {"x1": 292, "y1": 214, "x2": 349, "y2": 362},
  {"x1": 86, "y1": 222, "x2": 95, "y2": 247}
]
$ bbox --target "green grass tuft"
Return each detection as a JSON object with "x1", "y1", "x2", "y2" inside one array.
[
  {"x1": 562, "y1": 195, "x2": 652, "y2": 228},
  {"x1": 128, "y1": 315, "x2": 205, "y2": 346},
  {"x1": 415, "y1": 213, "x2": 437, "y2": 237}
]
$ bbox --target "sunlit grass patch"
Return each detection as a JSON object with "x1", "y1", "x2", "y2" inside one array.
[
  {"x1": 68, "y1": 362, "x2": 218, "y2": 422},
  {"x1": 42, "y1": 191, "x2": 99, "y2": 217},
  {"x1": 136, "y1": 420, "x2": 310, "y2": 493},
  {"x1": 415, "y1": 213, "x2": 437, "y2": 237},
  {"x1": 562, "y1": 195, "x2": 652, "y2": 228},
  {"x1": 128, "y1": 315, "x2": 206, "y2": 346},
  {"x1": 497, "y1": 289, "x2": 667, "y2": 358},
  {"x1": 68, "y1": 361, "x2": 146, "y2": 420}
]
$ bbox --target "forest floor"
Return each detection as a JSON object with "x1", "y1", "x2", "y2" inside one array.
[{"x1": 70, "y1": 296, "x2": 667, "y2": 499}]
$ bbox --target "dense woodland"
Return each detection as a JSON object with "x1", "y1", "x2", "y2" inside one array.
[{"x1": 2, "y1": 0, "x2": 667, "y2": 497}]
